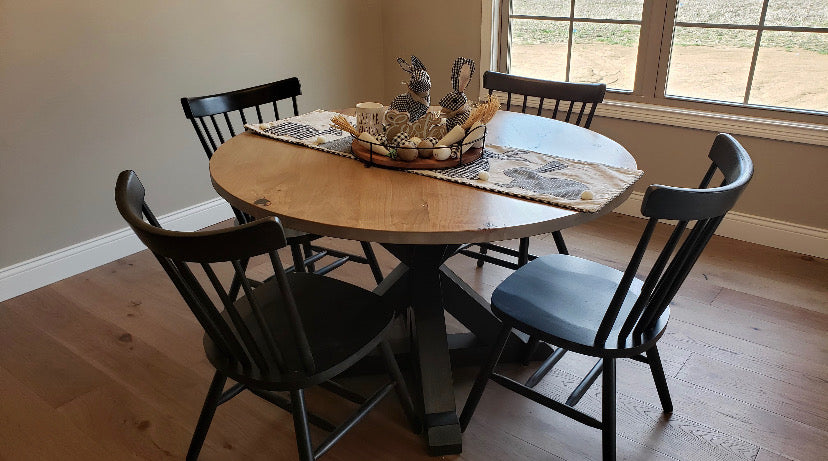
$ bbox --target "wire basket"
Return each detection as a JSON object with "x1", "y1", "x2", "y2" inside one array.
[{"x1": 350, "y1": 127, "x2": 486, "y2": 170}]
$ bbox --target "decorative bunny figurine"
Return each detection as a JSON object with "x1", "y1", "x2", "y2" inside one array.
[
  {"x1": 390, "y1": 56, "x2": 431, "y2": 122},
  {"x1": 439, "y1": 57, "x2": 476, "y2": 131}
]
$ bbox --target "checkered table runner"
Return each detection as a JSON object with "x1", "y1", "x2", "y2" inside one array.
[{"x1": 245, "y1": 110, "x2": 643, "y2": 213}]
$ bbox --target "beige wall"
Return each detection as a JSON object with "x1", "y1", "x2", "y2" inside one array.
[{"x1": 0, "y1": 0, "x2": 384, "y2": 267}]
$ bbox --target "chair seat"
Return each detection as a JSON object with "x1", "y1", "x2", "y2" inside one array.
[
  {"x1": 491, "y1": 254, "x2": 669, "y2": 357},
  {"x1": 204, "y1": 273, "x2": 393, "y2": 390}
]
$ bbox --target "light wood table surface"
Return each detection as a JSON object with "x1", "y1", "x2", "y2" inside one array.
[
  {"x1": 210, "y1": 110, "x2": 637, "y2": 456},
  {"x1": 211, "y1": 110, "x2": 635, "y2": 245}
]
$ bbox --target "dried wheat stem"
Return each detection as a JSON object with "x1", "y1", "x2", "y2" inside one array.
[
  {"x1": 480, "y1": 95, "x2": 501, "y2": 124},
  {"x1": 462, "y1": 105, "x2": 486, "y2": 130},
  {"x1": 330, "y1": 115, "x2": 359, "y2": 137}
]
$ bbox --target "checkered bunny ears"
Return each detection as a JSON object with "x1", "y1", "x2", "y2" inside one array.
[
  {"x1": 450, "y1": 57, "x2": 475, "y2": 93},
  {"x1": 397, "y1": 55, "x2": 431, "y2": 95},
  {"x1": 397, "y1": 55, "x2": 428, "y2": 73}
]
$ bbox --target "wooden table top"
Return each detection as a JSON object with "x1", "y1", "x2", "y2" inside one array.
[{"x1": 210, "y1": 110, "x2": 637, "y2": 245}]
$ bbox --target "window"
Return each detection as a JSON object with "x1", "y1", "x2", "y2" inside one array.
[{"x1": 498, "y1": 0, "x2": 828, "y2": 123}]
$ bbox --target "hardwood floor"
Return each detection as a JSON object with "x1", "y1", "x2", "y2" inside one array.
[{"x1": 1, "y1": 213, "x2": 825, "y2": 460}]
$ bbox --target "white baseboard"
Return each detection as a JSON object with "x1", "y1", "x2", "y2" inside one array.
[
  {"x1": 0, "y1": 198, "x2": 234, "y2": 303},
  {"x1": 614, "y1": 192, "x2": 828, "y2": 259}
]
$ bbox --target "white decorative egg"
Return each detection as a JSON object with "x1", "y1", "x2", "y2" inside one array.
[{"x1": 432, "y1": 145, "x2": 451, "y2": 161}]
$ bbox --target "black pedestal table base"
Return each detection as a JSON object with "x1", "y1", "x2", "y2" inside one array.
[{"x1": 373, "y1": 244, "x2": 550, "y2": 456}]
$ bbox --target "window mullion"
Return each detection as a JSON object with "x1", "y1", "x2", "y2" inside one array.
[
  {"x1": 565, "y1": 0, "x2": 575, "y2": 82},
  {"x1": 744, "y1": 0, "x2": 771, "y2": 104},
  {"x1": 653, "y1": 0, "x2": 678, "y2": 101},
  {"x1": 629, "y1": 0, "x2": 666, "y2": 101},
  {"x1": 498, "y1": 0, "x2": 511, "y2": 73}
]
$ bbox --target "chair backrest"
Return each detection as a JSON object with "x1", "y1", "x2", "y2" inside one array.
[
  {"x1": 595, "y1": 133, "x2": 753, "y2": 347},
  {"x1": 181, "y1": 77, "x2": 301, "y2": 225},
  {"x1": 483, "y1": 71, "x2": 606, "y2": 128},
  {"x1": 115, "y1": 170, "x2": 317, "y2": 378},
  {"x1": 181, "y1": 77, "x2": 302, "y2": 159}
]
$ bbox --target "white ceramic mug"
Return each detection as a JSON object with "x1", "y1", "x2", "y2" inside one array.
[{"x1": 355, "y1": 102, "x2": 386, "y2": 137}]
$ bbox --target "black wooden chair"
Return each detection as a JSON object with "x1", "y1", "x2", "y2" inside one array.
[
  {"x1": 459, "y1": 134, "x2": 753, "y2": 460},
  {"x1": 181, "y1": 78, "x2": 384, "y2": 284},
  {"x1": 115, "y1": 170, "x2": 419, "y2": 460},
  {"x1": 457, "y1": 71, "x2": 607, "y2": 270}
]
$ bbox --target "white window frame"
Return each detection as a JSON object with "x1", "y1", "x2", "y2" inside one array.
[{"x1": 483, "y1": 0, "x2": 828, "y2": 146}]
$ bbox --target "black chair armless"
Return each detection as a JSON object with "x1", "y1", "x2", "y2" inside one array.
[
  {"x1": 116, "y1": 170, "x2": 419, "y2": 460},
  {"x1": 457, "y1": 70, "x2": 607, "y2": 270},
  {"x1": 459, "y1": 134, "x2": 753, "y2": 460},
  {"x1": 181, "y1": 78, "x2": 384, "y2": 284}
]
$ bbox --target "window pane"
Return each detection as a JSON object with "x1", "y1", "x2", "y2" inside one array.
[
  {"x1": 574, "y1": 0, "x2": 644, "y2": 21},
  {"x1": 510, "y1": 19, "x2": 569, "y2": 81},
  {"x1": 570, "y1": 22, "x2": 640, "y2": 90},
  {"x1": 750, "y1": 31, "x2": 828, "y2": 111},
  {"x1": 765, "y1": 0, "x2": 828, "y2": 27},
  {"x1": 665, "y1": 27, "x2": 756, "y2": 103},
  {"x1": 675, "y1": 0, "x2": 765, "y2": 25},
  {"x1": 512, "y1": 0, "x2": 570, "y2": 17}
]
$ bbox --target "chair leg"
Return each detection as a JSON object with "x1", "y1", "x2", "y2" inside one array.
[
  {"x1": 290, "y1": 389, "x2": 315, "y2": 461},
  {"x1": 290, "y1": 241, "x2": 307, "y2": 273},
  {"x1": 459, "y1": 323, "x2": 512, "y2": 431},
  {"x1": 361, "y1": 241, "x2": 384, "y2": 284},
  {"x1": 647, "y1": 345, "x2": 673, "y2": 413},
  {"x1": 517, "y1": 237, "x2": 530, "y2": 266},
  {"x1": 566, "y1": 359, "x2": 603, "y2": 407},
  {"x1": 524, "y1": 347, "x2": 567, "y2": 388},
  {"x1": 379, "y1": 340, "x2": 420, "y2": 433},
  {"x1": 302, "y1": 240, "x2": 316, "y2": 273},
  {"x1": 552, "y1": 230, "x2": 569, "y2": 255},
  {"x1": 476, "y1": 245, "x2": 488, "y2": 267},
  {"x1": 601, "y1": 358, "x2": 616, "y2": 461},
  {"x1": 186, "y1": 371, "x2": 227, "y2": 461}
]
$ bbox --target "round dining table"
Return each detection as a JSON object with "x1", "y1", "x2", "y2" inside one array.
[{"x1": 210, "y1": 110, "x2": 637, "y2": 456}]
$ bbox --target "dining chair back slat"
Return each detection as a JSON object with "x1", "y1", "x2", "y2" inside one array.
[
  {"x1": 483, "y1": 71, "x2": 605, "y2": 128},
  {"x1": 595, "y1": 133, "x2": 753, "y2": 348},
  {"x1": 181, "y1": 77, "x2": 301, "y2": 159}
]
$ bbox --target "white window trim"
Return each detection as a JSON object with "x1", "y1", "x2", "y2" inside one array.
[
  {"x1": 597, "y1": 99, "x2": 828, "y2": 146},
  {"x1": 480, "y1": 0, "x2": 828, "y2": 147}
]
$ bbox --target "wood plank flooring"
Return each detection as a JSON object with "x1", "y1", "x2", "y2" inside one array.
[{"x1": 0, "y1": 213, "x2": 825, "y2": 460}]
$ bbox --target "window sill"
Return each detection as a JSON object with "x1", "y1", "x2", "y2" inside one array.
[{"x1": 596, "y1": 100, "x2": 828, "y2": 147}]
